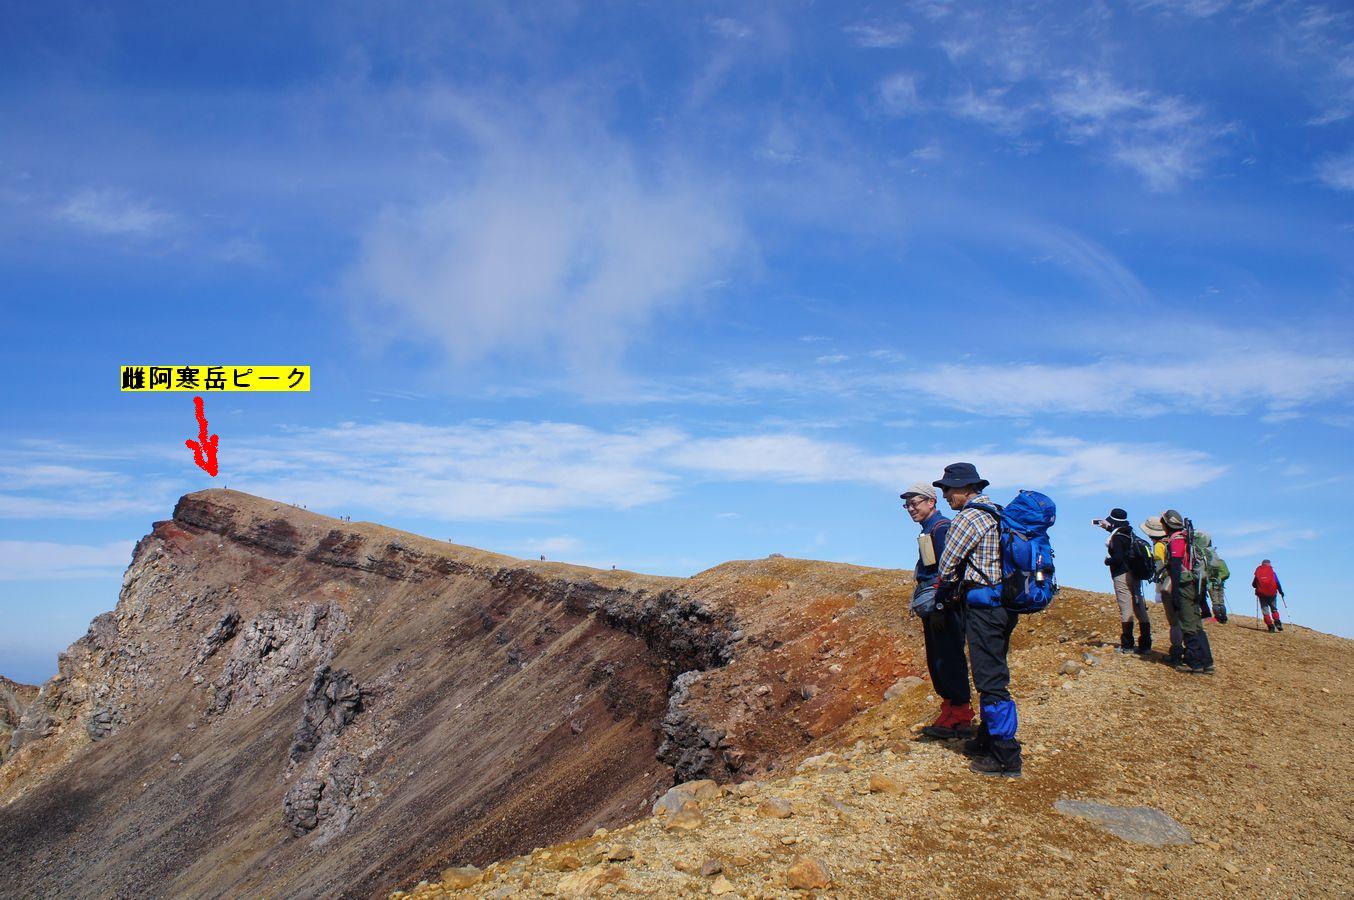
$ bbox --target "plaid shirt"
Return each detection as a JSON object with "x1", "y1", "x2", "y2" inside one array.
[{"x1": 937, "y1": 495, "x2": 1002, "y2": 587}]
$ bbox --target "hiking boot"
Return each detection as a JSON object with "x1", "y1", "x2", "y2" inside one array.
[
  {"x1": 1275, "y1": 621, "x2": 1284, "y2": 631},
  {"x1": 961, "y1": 736, "x2": 991, "y2": 758},
  {"x1": 1119, "y1": 622, "x2": 1135, "y2": 653},
  {"x1": 1202, "y1": 666, "x2": 1215, "y2": 675},
  {"x1": 1267, "y1": 623, "x2": 1276, "y2": 633},
  {"x1": 1135, "y1": 623, "x2": 1152, "y2": 655},
  {"x1": 969, "y1": 754, "x2": 1022, "y2": 778}
]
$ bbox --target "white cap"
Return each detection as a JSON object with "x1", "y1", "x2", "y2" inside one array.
[{"x1": 900, "y1": 482, "x2": 936, "y2": 501}]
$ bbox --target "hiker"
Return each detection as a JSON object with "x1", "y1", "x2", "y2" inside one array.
[
  {"x1": 1206, "y1": 542, "x2": 1230, "y2": 624},
  {"x1": 900, "y1": 482, "x2": 974, "y2": 740},
  {"x1": 1097, "y1": 508, "x2": 1150, "y2": 654},
  {"x1": 933, "y1": 462, "x2": 1022, "y2": 778},
  {"x1": 1162, "y1": 510, "x2": 1214, "y2": 674},
  {"x1": 1142, "y1": 515, "x2": 1184, "y2": 666},
  {"x1": 1253, "y1": 559, "x2": 1286, "y2": 632}
]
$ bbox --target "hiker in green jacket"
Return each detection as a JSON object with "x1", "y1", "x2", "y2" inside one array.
[{"x1": 1207, "y1": 552, "x2": 1230, "y2": 624}]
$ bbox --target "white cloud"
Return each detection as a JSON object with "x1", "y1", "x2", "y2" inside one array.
[
  {"x1": 893, "y1": 349, "x2": 1354, "y2": 417},
  {"x1": 708, "y1": 17, "x2": 753, "y2": 40},
  {"x1": 879, "y1": 73, "x2": 922, "y2": 115},
  {"x1": 0, "y1": 540, "x2": 136, "y2": 580},
  {"x1": 846, "y1": 22, "x2": 913, "y2": 48},
  {"x1": 950, "y1": 87, "x2": 1037, "y2": 135},
  {"x1": 669, "y1": 432, "x2": 1224, "y2": 496},
  {"x1": 1047, "y1": 72, "x2": 1228, "y2": 191},
  {"x1": 695, "y1": 324, "x2": 1353, "y2": 420},
  {"x1": 54, "y1": 188, "x2": 177, "y2": 237},
  {"x1": 226, "y1": 421, "x2": 686, "y2": 520},
  {"x1": 1316, "y1": 149, "x2": 1354, "y2": 191},
  {"x1": 520, "y1": 536, "x2": 583, "y2": 557},
  {"x1": 346, "y1": 111, "x2": 746, "y2": 372},
  {"x1": 1129, "y1": 0, "x2": 1235, "y2": 18},
  {"x1": 0, "y1": 465, "x2": 127, "y2": 490}
]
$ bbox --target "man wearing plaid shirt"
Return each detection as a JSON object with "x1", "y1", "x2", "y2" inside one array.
[{"x1": 934, "y1": 462, "x2": 1023, "y2": 778}]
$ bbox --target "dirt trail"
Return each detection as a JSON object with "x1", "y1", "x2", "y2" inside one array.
[{"x1": 395, "y1": 596, "x2": 1354, "y2": 899}]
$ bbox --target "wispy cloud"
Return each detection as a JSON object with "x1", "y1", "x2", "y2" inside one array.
[
  {"x1": 950, "y1": 87, "x2": 1037, "y2": 135},
  {"x1": 1316, "y1": 149, "x2": 1354, "y2": 191},
  {"x1": 879, "y1": 73, "x2": 922, "y2": 115},
  {"x1": 892, "y1": 348, "x2": 1354, "y2": 418},
  {"x1": 670, "y1": 432, "x2": 1224, "y2": 495},
  {"x1": 54, "y1": 188, "x2": 178, "y2": 237},
  {"x1": 345, "y1": 97, "x2": 746, "y2": 373},
  {"x1": 845, "y1": 22, "x2": 913, "y2": 48},
  {"x1": 1050, "y1": 72, "x2": 1230, "y2": 190},
  {"x1": 0, "y1": 540, "x2": 136, "y2": 580},
  {"x1": 0, "y1": 418, "x2": 1229, "y2": 526},
  {"x1": 1128, "y1": 0, "x2": 1236, "y2": 18}
]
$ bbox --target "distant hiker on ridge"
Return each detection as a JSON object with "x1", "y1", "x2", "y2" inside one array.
[
  {"x1": 933, "y1": 462, "x2": 1023, "y2": 778},
  {"x1": 1162, "y1": 510, "x2": 1215, "y2": 675},
  {"x1": 1253, "y1": 559, "x2": 1286, "y2": 632},
  {"x1": 900, "y1": 482, "x2": 974, "y2": 740},
  {"x1": 1096, "y1": 508, "x2": 1151, "y2": 655}
]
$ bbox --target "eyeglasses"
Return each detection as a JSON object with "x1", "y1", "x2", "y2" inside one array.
[{"x1": 904, "y1": 498, "x2": 931, "y2": 509}]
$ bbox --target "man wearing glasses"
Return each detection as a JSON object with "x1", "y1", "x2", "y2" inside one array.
[{"x1": 901, "y1": 482, "x2": 975, "y2": 740}]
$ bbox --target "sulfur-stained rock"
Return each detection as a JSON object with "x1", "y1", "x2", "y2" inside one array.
[
  {"x1": 786, "y1": 856, "x2": 832, "y2": 890},
  {"x1": 604, "y1": 845, "x2": 634, "y2": 861},
  {"x1": 710, "y1": 874, "x2": 737, "y2": 894},
  {"x1": 548, "y1": 855, "x2": 583, "y2": 872},
  {"x1": 555, "y1": 865, "x2": 625, "y2": 897},
  {"x1": 868, "y1": 774, "x2": 902, "y2": 794},
  {"x1": 439, "y1": 866, "x2": 482, "y2": 889}
]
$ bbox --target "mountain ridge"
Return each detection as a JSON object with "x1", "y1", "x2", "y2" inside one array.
[{"x1": 0, "y1": 489, "x2": 925, "y2": 898}]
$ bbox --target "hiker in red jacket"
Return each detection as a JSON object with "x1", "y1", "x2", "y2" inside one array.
[{"x1": 1253, "y1": 559, "x2": 1286, "y2": 632}]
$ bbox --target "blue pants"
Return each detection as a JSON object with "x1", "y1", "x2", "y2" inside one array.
[{"x1": 966, "y1": 602, "x2": 1022, "y2": 770}]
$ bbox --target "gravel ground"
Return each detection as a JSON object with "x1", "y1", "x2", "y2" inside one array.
[{"x1": 393, "y1": 595, "x2": 1354, "y2": 899}]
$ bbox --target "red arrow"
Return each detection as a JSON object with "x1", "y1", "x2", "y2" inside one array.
[{"x1": 185, "y1": 395, "x2": 220, "y2": 476}]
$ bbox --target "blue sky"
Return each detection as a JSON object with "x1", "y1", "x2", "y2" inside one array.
[{"x1": 2, "y1": 0, "x2": 1352, "y2": 683}]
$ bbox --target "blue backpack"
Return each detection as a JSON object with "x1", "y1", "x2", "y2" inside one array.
[{"x1": 971, "y1": 490, "x2": 1058, "y2": 613}]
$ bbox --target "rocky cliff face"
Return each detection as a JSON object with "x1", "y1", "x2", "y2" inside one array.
[
  {"x1": 0, "y1": 676, "x2": 38, "y2": 764},
  {"x1": 0, "y1": 490, "x2": 926, "y2": 899}
]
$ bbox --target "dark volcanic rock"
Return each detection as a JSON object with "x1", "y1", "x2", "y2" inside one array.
[{"x1": 290, "y1": 666, "x2": 362, "y2": 761}]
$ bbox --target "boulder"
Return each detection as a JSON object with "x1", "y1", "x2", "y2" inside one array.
[
  {"x1": 787, "y1": 856, "x2": 832, "y2": 890},
  {"x1": 1053, "y1": 799, "x2": 1193, "y2": 847},
  {"x1": 756, "y1": 798, "x2": 794, "y2": 819},
  {"x1": 884, "y1": 676, "x2": 924, "y2": 701}
]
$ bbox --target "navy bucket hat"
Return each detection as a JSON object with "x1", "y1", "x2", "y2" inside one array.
[{"x1": 932, "y1": 462, "x2": 989, "y2": 491}]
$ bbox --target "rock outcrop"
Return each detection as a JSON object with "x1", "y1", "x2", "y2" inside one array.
[{"x1": 0, "y1": 676, "x2": 38, "y2": 763}]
